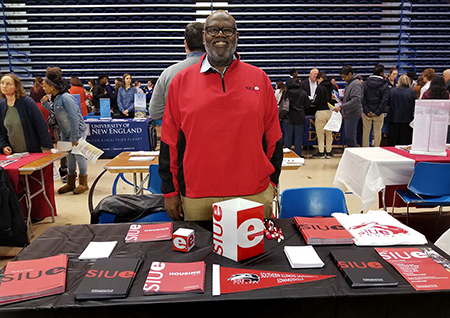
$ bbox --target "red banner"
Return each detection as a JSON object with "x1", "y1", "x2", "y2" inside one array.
[{"x1": 212, "y1": 264, "x2": 334, "y2": 295}]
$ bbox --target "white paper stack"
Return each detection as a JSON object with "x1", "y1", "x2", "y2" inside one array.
[
  {"x1": 79, "y1": 241, "x2": 118, "y2": 260},
  {"x1": 284, "y1": 246, "x2": 324, "y2": 269}
]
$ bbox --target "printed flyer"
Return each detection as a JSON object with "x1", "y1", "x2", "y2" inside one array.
[{"x1": 375, "y1": 247, "x2": 450, "y2": 291}]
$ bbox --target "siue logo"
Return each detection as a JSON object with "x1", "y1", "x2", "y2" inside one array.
[
  {"x1": 337, "y1": 261, "x2": 382, "y2": 269},
  {"x1": 245, "y1": 86, "x2": 260, "y2": 91},
  {"x1": 85, "y1": 270, "x2": 136, "y2": 279},
  {"x1": 212, "y1": 198, "x2": 264, "y2": 261},
  {"x1": 0, "y1": 267, "x2": 66, "y2": 284},
  {"x1": 350, "y1": 222, "x2": 408, "y2": 237},
  {"x1": 173, "y1": 228, "x2": 195, "y2": 252},
  {"x1": 299, "y1": 224, "x2": 345, "y2": 231},
  {"x1": 143, "y1": 261, "x2": 165, "y2": 293}
]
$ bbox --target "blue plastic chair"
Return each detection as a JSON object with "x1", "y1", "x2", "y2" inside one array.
[
  {"x1": 279, "y1": 187, "x2": 349, "y2": 218},
  {"x1": 98, "y1": 211, "x2": 172, "y2": 223},
  {"x1": 393, "y1": 162, "x2": 450, "y2": 225},
  {"x1": 148, "y1": 164, "x2": 162, "y2": 194}
]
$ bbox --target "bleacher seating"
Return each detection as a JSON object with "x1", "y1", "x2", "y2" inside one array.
[{"x1": 1, "y1": 0, "x2": 450, "y2": 89}]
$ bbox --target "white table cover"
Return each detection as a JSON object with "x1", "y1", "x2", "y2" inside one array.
[{"x1": 333, "y1": 148, "x2": 415, "y2": 211}]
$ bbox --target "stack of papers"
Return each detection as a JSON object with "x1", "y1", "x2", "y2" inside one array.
[
  {"x1": 0, "y1": 254, "x2": 68, "y2": 306},
  {"x1": 128, "y1": 156, "x2": 155, "y2": 161},
  {"x1": 6, "y1": 152, "x2": 29, "y2": 159},
  {"x1": 282, "y1": 157, "x2": 305, "y2": 166},
  {"x1": 129, "y1": 151, "x2": 160, "y2": 156},
  {"x1": 284, "y1": 246, "x2": 324, "y2": 268},
  {"x1": 79, "y1": 241, "x2": 118, "y2": 260}
]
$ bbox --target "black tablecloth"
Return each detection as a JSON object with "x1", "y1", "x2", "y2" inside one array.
[{"x1": 1, "y1": 220, "x2": 450, "y2": 318}]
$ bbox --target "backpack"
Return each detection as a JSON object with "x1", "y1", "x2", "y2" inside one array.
[{"x1": 278, "y1": 96, "x2": 290, "y2": 120}]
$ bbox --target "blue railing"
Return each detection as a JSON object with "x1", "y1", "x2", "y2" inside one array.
[
  {"x1": 1, "y1": 0, "x2": 30, "y2": 77},
  {"x1": 396, "y1": 0, "x2": 414, "y2": 74}
]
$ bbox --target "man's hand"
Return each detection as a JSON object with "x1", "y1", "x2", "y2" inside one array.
[
  {"x1": 333, "y1": 105, "x2": 341, "y2": 112},
  {"x1": 165, "y1": 195, "x2": 183, "y2": 221}
]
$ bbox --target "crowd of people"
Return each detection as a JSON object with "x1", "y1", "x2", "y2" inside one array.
[
  {"x1": 276, "y1": 65, "x2": 450, "y2": 158},
  {"x1": 1, "y1": 10, "x2": 450, "y2": 223}
]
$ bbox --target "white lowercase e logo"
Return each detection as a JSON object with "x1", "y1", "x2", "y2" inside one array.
[{"x1": 237, "y1": 219, "x2": 264, "y2": 248}]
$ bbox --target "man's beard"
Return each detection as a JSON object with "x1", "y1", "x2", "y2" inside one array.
[{"x1": 205, "y1": 38, "x2": 237, "y2": 68}]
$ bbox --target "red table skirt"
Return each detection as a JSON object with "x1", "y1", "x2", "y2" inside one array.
[{"x1": 1, "y1": 153, "x2": 57, "y2": 219}]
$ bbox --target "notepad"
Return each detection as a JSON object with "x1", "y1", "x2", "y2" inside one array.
[
  {"x1": 78, "y1": 241, "x2": 118, "y2": 260},
  {"x1": 128, "y1": 156, "x2": 156, "y2": 161},
  {"x1": 284, "y1": 246, "x2": 324, "y2": 269},
  {"x1": 129, "y1": 151, "x2": 160, "y2": 156}
]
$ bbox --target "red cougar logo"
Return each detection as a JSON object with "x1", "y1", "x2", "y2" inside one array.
[{"x1": 350, "y1": 222, "x2": 408, "y2": 237}]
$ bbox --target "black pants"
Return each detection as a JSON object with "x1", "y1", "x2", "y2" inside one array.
[{"x1": 388, "y1": 123, "x2": 413, "y2": 146}]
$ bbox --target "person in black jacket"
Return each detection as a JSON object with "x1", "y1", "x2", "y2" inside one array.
[
  {"x1": 91, "y1": 74, "x2": 109, "y2": 112},
  {"x1": 386, "y1": 75, "x2": 416, "y2": 146},
  {"x1": 282, "y1": 81, "x2": 311, "y2": 157},
  {"x1": 312, "y1": 71, "x2": 335, "y2": 158},
  {"x1": 361, "y1": 64, "x2": 389, "y2": 147},
  {"x1": 300, "y1": 68, "x2": 319, "y2": 115}
]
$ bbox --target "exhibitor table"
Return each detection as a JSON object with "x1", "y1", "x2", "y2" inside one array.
[
  {"x1": 0, "y1": 219, "x2": 449, "y2": 318},
  {"x1": 89, "y1": 150, "x2": 303, "y2": 214},
  {"x1": 88, "y1": 152, "x2": 159, "y2": 211},
  {"x1": 333, "y1": 147, "x2": 450, "y2": 211},
  {"x1": 0, "y1": 153, "x2": 67, "y2": 230},
  {"x1": 85, "y1": 118, "x2": 151, "y2": 158}
]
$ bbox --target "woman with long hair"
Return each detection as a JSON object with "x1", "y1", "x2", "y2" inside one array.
[
  {"x1": 386, "y1": 75, "x2": 416, "y2": 146},
  {"x1": 117, "y1": 73, "x2": 137, "y2": 118},
  {"x1": 274, "y1": 81, "x2": 286, "y2": 104},
  {"x1": 41, "y1": 67, "x2": 89, "y2": 195},
  {"x1": 69, "y1": 75, "x2": 88, "y2": 116},
  {"x1": 422, "y1": 75, "x2": 450, "y2": 100},
  {"x1": 29, "y1": 76, "x2": 46, "y2": 103},
  {"x1": 0, "y1": 73, "x2": 53, "y2": 155}
]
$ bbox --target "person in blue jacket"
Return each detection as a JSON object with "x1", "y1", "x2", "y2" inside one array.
[
  {"x1": 0, "y1": 73, "x2": 53, "y2": 155},
  {"x1": 117, "y1": 73, "x2": 137, "y2": 118},
  {"x1": 41, "y1": 67, "x2": 88, "y2": 195}
]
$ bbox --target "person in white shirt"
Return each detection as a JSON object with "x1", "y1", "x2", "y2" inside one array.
[
  {"x1": 300, "y1": 68, "x2": 319, "y2": 115},
  {"x1": 419, "y1": 68, "x2": 435, "y2": 99}
]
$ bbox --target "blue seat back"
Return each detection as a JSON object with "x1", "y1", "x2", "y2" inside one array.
[
  {"x1": 408, "y1": 162, "x2": 450, "y2": 197},
  {"x1": 148, "y1": 164, "x2": 162, "y2": 194},
  {"x1": 280, "y1": 187, "x2": 348, "y2": 218},
  {"x1": 98, "y1": 211, "x2": 171, "y2": 223}
]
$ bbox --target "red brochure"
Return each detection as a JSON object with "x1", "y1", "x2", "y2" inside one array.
[
  {"x1": 143, "y1": 261, "x2": 205, "y2": 295},
  {"x1": 125, "y1": 222, "x2": 173, "y2": 243},
  {"x1": 376, "y1": 247, "x2": 450, "y2": 291},
  {"x1": 0, "y1": 254, "x2": 67, "y2": 306}
]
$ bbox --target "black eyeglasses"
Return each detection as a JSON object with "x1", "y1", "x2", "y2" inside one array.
[{"x1": 204, "y1": 26, "x2": 237, "y2": 37}]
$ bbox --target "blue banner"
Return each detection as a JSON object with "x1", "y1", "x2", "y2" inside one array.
[{"x1": 85, "y1": 118, "x2": 150, "y2": 158}]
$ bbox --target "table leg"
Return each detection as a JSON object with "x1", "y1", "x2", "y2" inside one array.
[
  {"x1": 38, "y1": 169, "x2": 55, "y2": 223},
  {"x1": 381, "y1": 187, "x2": 387, "y2": 211},
  {"x1": 23, "y1": 174, "x2": 34, "y2": 238},
  {"x1": 23, "y1": 169, "x2": 56, "y2": 237},
  {"x1": 88, "y1": 169, "x2": 108, "y2": 212},
  {"x1": 274, "y1": 183, "x2": 280, "y2": 218}
]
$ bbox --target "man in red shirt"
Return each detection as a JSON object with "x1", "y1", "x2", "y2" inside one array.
[{"x1": 159, "y1": 11, "x2": 283, "y2": 221}]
